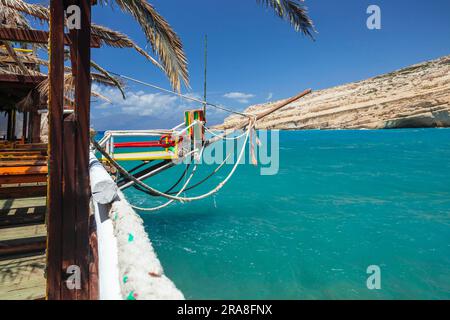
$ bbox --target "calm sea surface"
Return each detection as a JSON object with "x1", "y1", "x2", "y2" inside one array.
[{"x1": 114, "y1": 129, "x2": 450, "y2": 299}]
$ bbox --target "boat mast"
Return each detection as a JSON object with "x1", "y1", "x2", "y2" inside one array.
[{"x1": 203, "y1": 34, "x2": 208, "y2": 118}]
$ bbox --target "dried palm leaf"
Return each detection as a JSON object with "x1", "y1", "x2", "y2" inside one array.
[
  {"x1": 99, "y1": 0, "x2": 189, "y2": 91},
  {"x1": 0, "y1": 4, "x2": 30, "y2": 28},
  {"x1": 37, "y1": 72, "x2": 112, "y2": 104},
  {"x1": 15, "y1": 89, "x2": 33, "y2": 112},
  {"x1": 91, "y1": 23, "x2": 162, "y2": 69},
  {"x1": 90, "y1": 60, "x2": 126, "y2": 99},
  {"x1": 2, "y1": 0, "x2": 166, "y2": 81},
  {"x1": 16, "y1": 54, "x2": 125, "y2": 96},
  {"x1": 90, "y1": 90, "x2": 111, "y2": 103},
  {"x1": 1, "y1": 40, "x2": 30, "y2": 74},
  {"x1": 256, "y1": 0, "x2": 315, "y2": 37},
  {"x1": 0, "y1": 0, "x2": 48, "y2": 22}
]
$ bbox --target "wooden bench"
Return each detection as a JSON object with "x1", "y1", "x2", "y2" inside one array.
[
  {"x1": 0, "y1": 166, "x2": 48, "y2": 185},
  {"x1": 0, "y1": 196, "x2": 46, "y2": 227},
  {"x1": 0, "y1": 143, "x2": 47, "y2": 151}
]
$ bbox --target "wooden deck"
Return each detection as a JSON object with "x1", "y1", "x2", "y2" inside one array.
[
  {"x1": 0, "y1": 196, "x2": 47, "y2": 300},
  {"x1": 0, "y1": 146, "x2": 48, "y2": 300},
  {"x1": 0, "y1": 255, "x2": 46, "y2": 300}
]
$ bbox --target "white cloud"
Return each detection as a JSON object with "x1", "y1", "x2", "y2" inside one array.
[
  {"x1": 266, "y1": 92, "x2": 273, "y2": 100},
  {"x1": 93, "y1": 84, "x2": 184, "y2": 117},
  {"x1": 91, "y1": 84, "x2": 232, "y2": 129},
  {"x1": 223, "y1": 91, "x2": 255, "y2": 104}
]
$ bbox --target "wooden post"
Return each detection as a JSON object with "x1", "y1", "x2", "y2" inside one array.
[
  {"x1": 6, "y1": 110, "x2": 12, "y2": 141},
  {"x1": 29, "y1": 111, "x2": 41, "y2": 143},
  {"x1": 22, "y1": 112, "x2": 28, "y2": 142},
  {"x1": 61, "y1": 114, "x2": 77, "y2": 300},
  {"x1": 58, "y1": 7, "x2": 80, "y2": 301},
  {"x1": 6, "y1": 110, "x2": 17, "y2": 141},
  {"x1": 46, "y1": 0, "x2": 95, "y2": 300},
  {"x1": 46, "y1": 0, "x2": 65, "y2": 300},
  {"x1": 73, "y1": 0, "x2": 92, "y2": 300}
]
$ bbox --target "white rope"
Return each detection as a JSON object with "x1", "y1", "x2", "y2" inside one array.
[
  {"x1": 171, "y1": 122, "x2": 185, "y2": 131},
  {"x1": 126, "y1": 122, "x2": 251, "y2": 203},
  {"x1": 204, "y1": 125, "x2": 248, "y2": 141},
  {"x1": 129, "y1": 146, "x2": 205, "y2": 211},
  {"x1": 176, "y1": 120, "x2": 201, "y2": 137},
  {"x1": 119, "y1": 148, "x2": 198, "y2": 190},
  {"x1": 108, "y1": 72, "x2": 253, "y2": 120},
  {"x1": 92, "y1": 118, "x2": 255, "y2": 208},
  {"x1": 169, "y1": 121, "x2": 251, "y2": 202},
  {"x1": 93, "y1": 122, "x2": 253, "y2": 203}
]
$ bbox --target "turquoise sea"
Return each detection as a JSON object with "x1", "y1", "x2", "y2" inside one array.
[{"x1": 116, "y1": 129, "x2": 450, "y2": 299}]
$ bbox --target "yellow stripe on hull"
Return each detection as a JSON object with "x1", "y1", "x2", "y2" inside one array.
[{"x1": 104, "y1": 151, "x2": 178, "y2": 161}]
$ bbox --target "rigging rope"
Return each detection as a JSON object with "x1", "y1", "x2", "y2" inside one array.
[
  {"x1": 108, "y1": 71, "x2": 253, "y2": 120},
  {"x1": 203, "y1": 125, "x2": 248, "y2": 141},
  {"x1": 164, "y1": 163, "x2": 191, "y2": 194},
  {"x1": 167, "y1": 153, "x2": 232, "y2": 195},
  {"x1": 128, "y1": 146, "x2": 206, "y2": 212},
  {"x1": 90, "y1": 121, "x2": 252, "y2": 204}
]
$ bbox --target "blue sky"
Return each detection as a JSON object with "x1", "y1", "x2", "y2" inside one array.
[{"x1": 33, "y1": 0, "x2": 450, "y2": 129}]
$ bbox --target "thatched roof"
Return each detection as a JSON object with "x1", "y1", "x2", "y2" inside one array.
[
  {"x1": 1, "y1": 0, "x2": 189, "y2": 91},
  {"x1": 0, "y1": 44, "x2": 46, "y2": 112},
  {"x1": 0, "y1": 1, "x2": 135, "y2": 113}
]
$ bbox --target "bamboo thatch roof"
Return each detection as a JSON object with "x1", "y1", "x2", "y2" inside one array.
[
  {"x1": 0, "y1": 0, "x2": 189, "y2": 91},
  {"x1": 0, "y1": 0, "x2": 130, "y2": 112},
  {"x1": 0, "y1": 0, "x2": 184, "y2": 113},
  {"x1": 0, "y1": 41, "x2": 123, "y2": 112}
]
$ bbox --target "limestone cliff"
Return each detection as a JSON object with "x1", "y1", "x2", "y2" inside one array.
[{"x1": 218, "y1": 55, "x2": 450, "y2": 130}]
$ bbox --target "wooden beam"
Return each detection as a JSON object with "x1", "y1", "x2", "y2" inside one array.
[
  {"x1": 0, "y1": 27, "x2": 100, "y2": 48},
  {"x1": 0, "y1": 156, "x2": 47, "y2": 162},
  {"x1": 0, "y1": 236, "x2": 46, "y2": 256},
  {"x1": 0, "y1": 151, "x2": 46, "y2": 157},
  {"x1": 29, "y1": 112, "x2": 42, "y2": 144},
  {"x1": 206, "y1": 89, "x2": 312, "y2": 147},
  {"x1": 0, "y1": 160, "x2": 47, "y2": 167},
  {"x1": 0, "y1": 165, "x2": 47, "y2": 185},
  {"x1": 0, "y1": 74, "x2": 46, "y2": 84},
  {"x1": 0, "y1": 211, "x2": 46, "y2": 227},
  {"x1": 0, "y1": 175, "x2": 46, "y2": 185},
  {"x1": 46, "y1": 0, "x2": 65, "y2": 301},
  {"x1": 0, "y1": 146, "x2": 46, "y2": 152},
  {"x1": 74, "y1": 0, "x2": 92, "y2": 300},
  {"x1": 61, "y1": 116, "x2": 77, "y2": 300},
  {"x1": 238, "y1": 89, "x2": 312, "y2": 130},
  {"x1": 0, "y1": 166, "x2": 47, "y2": 175},
  {"x1": 22, "y1": 112, "x2": 28, "y2": 141},
  {"x1": 0, "y1": 185, "x2": 47, "y2": 200}
]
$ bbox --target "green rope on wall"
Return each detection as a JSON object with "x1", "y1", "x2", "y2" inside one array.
[{"x1": 126, "y1": 291, "x2": 137, "y2": 300}]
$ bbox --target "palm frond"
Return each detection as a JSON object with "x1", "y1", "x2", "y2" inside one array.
[
  {"x1": 17, "y1": 54, "x2": 125, "y2": 97},
  {"x1": 90, "y1": 59, "x2": 126, "y2": 99},
  {"x1": 0, "y1": 4, "x2": 31, "y2": 28},
  {"x1": 0, "y1": 0, "x2": 48, "y2": 22},
  {"x1": 99, "y1": 0, "x2": 189, "y2": 91},
  {"x1": 256, "y1": 0, "x2": 315, "y2": 38},
  {"x1": 15, "y1": 89, "x2": 33, "y2": 112},
  {"x1": 1, "y1": 0, "x2": 164, "y2": 72},
  {"x1": 36, "y1": 73, "x2": 111, "y2": 106},
  {"x1": 91, "y1": 91, "x2": 112, "y2": 103},
  {"x1": 91, "y1": 23, "x2": 163, "y2": 69}
]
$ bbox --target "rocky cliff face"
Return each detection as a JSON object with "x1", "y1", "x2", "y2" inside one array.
[{"x1": 219, "y1": 55, "x2": 450, "y2": 130}]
